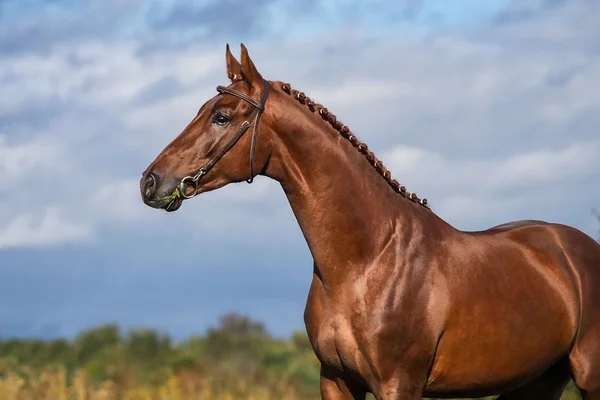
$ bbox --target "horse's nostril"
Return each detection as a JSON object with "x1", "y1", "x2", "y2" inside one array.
[{"x1": 143, "y1": 172, "x2": 158, "y2": 199}]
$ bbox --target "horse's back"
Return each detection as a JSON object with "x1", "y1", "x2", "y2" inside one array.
[
  {"x1": 486, "y1": 219, "x2": 552, "y2": 232},
  {"x1": 481, "y1": 219, "x2": 600, "y2": 291},
  {"x1": 486, "y1": 220, "x2": 600, "y2": 275}
]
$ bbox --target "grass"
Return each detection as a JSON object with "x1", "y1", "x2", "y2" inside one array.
[
  {"x1": 0, "y1": 365, "x2": 583, "y2": 400},
  {"x1": 0, "y1": 365, "x2": 310, "y2": 400}
]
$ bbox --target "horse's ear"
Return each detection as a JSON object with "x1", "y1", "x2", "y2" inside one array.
[
  {"x1": 240, "y1": 43, "x2": 263, "y2": 88},
  {"x1": 225, "y1": 43, "x2": 242, "y2": 83}
]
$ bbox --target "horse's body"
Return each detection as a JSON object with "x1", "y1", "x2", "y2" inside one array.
[
  {"x1": 306, "y1": 217, "x2": 598, "y2": 399},
  {"x1": 140, "y1": 44, "x2": 600, "y2": 399}
]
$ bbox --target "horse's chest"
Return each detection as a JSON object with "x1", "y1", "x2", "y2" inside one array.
[
  {"x1": 308, "y1": 307, "x2": 367, "y2": 375},
  {"x1": 311, "y1": 315, "x2": 341, "y2": 368},
  {"x1": 304, "y1": 277, "x2": 372, "y2": 377}
]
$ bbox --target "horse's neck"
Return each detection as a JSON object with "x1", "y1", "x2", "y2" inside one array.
[{"x1": 263, "y1": 95, "x2": 432, "y2": 284}]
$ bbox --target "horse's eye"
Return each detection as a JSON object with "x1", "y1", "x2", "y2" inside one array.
[{"x1": 213, "y1": 113, "x2": 229, "y2": 126}]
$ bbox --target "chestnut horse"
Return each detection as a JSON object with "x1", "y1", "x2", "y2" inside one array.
[{"x1": 140, "y1": 44, "x2": 600, "y2": 399}]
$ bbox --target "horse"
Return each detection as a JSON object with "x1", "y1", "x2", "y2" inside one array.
[{"x1": 140, "y1": 44, "x2": 600, "y2": 399}]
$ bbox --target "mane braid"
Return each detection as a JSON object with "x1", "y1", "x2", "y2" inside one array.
[{"x1": 280, "y1": 82, "x2": 429, "y2": 209}]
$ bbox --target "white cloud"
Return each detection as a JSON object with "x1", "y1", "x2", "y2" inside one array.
[
  {"x1": 0, "y1": 207, "x2": 92, "y2": 249},
  {"x1": 381, "y1": 140, "x2": 600, "y2": 229},
  {"x1": 0, "y1": 136, "x2": 60, "y2": 178},
  {"x1": 383, "y1": 141, "x2": 600, "y2": 193},
  {"x1": 88, "y1": 178, "x2": 159, "y2": 222},
  {"x1": 492, "y1": 142, "x2": 599, "y2": 189}
]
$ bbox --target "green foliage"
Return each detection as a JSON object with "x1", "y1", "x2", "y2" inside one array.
[
  {"x1": 74, "y1": 324, "x2": 120, "y2": 365},
  {"x1": 204, "y1": 313, "x2": 269, "y2": 361}
]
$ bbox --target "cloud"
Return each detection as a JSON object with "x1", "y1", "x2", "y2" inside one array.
[
  {"x1": 0, "y1": 135, "x2": 65, "y2": 187},
  {"x1": 381, "y1": 140, "x2": 600, "y2": 228},
  {"x1": 0, "y1": 207, "x2": 92, "y2": 249},
  {"x1": 492, "y1": 0, "x2": 568, "y2": 25},
  {"x1": 0, "y1": 0, "x2": 145, "y2": 55},
  {"x1": 384, "y1": 141, "x2": 600, "y2": 194},
  {"x1": 150, "y1": 0, "x2": 277, "y2": 34},
  {"x1": 88, "y1": 179, "x2": 157, "y2": 223},
  {"x1": 1, "y1": 0, "x2": 506, "y2": 57}
]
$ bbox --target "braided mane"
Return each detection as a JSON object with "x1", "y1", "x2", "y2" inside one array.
[{"x1": 279, "y1": 81, "x2": 429, "y2": 209}]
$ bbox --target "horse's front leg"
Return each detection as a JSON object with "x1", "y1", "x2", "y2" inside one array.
[{"x1": 320, "y1": 365, "x2": 367, "y2": 400}]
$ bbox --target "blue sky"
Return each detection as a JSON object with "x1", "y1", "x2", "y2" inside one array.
[{"x1": 1, "y1": 0, "x2": 599, "y2": 340}]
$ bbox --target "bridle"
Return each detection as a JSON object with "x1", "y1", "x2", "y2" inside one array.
[{"x1": 178, "y1": 79, "x2": 271, "y2": 199}]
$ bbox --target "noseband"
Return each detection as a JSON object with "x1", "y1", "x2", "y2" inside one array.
[{"x1": 179, "y1": 79, "x2": 271, "y2": 199}]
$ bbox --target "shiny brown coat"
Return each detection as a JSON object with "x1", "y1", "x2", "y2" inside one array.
[{"x1": 140, "y1": 44, "x2": 600, "y2": 399}]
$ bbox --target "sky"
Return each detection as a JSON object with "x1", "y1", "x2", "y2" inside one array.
[{"x1": 1, "y1": 0, "x2": 600, "y2": 340}]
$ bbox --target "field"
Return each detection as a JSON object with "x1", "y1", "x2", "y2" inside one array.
[
  {"x1": 0, "y1": 313, "x2": 583, "y2": 400},
  {"x1": 0, "y1": 368, "x2": 582, "y2": 400}
]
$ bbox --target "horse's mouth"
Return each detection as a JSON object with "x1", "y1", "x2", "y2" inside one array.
[
  {"x1": 162, "y1": 196, "x2": 183, "y2": 212},
  {"x1": 151, "y1": 186, "x2": 185, "y2": 212},
  {"x1": 141, "y1": 177, "x2": 200, "y2": 212}
]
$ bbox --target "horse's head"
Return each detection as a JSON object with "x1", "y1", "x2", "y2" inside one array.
[{"x1": 140, "y1": 44, "x2": 273, "y2": 212}]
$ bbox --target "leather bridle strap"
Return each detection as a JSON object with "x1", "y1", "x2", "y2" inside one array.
[{"x1": 178, "y1": 79, "x2": 271, "y2": 199}]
